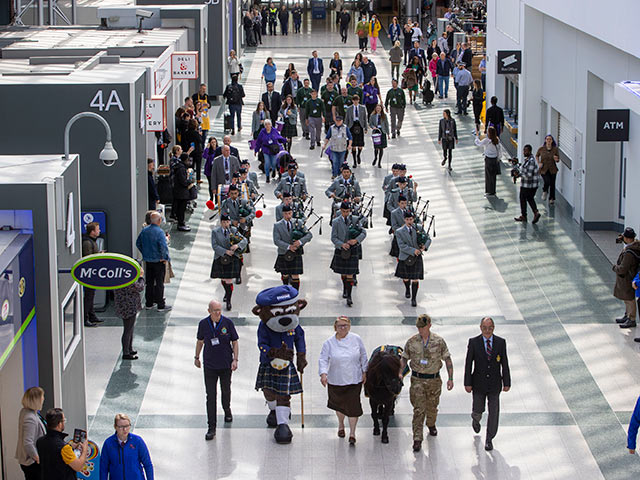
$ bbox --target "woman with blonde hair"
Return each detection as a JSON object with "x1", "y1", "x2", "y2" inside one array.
[
  {"x1": 318, "y1": 316, "x2": 368, "y2": 445},
  {"x1": 15, "y1": 387, "x2": 46, "y2": 480}
]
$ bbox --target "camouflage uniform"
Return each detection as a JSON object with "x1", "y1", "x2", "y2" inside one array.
[{"x1": 402, "y1": 332, "x2": 451, "y2": 440}]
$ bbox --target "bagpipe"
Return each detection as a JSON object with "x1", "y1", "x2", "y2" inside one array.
[
  {"x1": 340, "y1": 202, "x2": 373, "y2": 260},
  {"x1": 284, "y1": 215, "x2": 324, "y2": 262},
  {"x1": 292, "y1": 195, "x2": 313, "y2": 221},
  {"x1": 205, "y1": 193, "x2": 265, "y2": 222},
  {"x1": 404, "y1": 199, "x2": 436, "y2": 266},
  {"x1": 351, "y1": 194, "x2": 375, "y2": 229},
  {"x1": 220, "y1": 231, "x2": 247, "y2": 264}
]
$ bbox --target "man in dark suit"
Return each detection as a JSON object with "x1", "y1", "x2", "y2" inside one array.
[
  {"x1": 464, "y1": 317, "x2": 510, "y2": 451},
  {"x1": 461, "y1": 42, "x2": 473, "y2": 68},
  {"x1": 261, "y1": 82, "x2": 282, "y2": 123},
  {"x1": 214, "y1": 135, "x2": 240, "y2": 159},
  {"x1": 484, "y1": 96, "x2": 505, "y2": 135},
  {"x1": 307, "y1": 51, "x2": 324, "y2": 92},
  {"x1": 281, "y1": 70, "x2": 303, "y2": 98}
]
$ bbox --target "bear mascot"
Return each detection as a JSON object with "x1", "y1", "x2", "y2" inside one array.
[{"x1": 252, "y1": 285, "x2": 307, "y2": 444}]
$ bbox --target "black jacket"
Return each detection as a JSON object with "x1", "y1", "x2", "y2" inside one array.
[
  {"x1": 171, "y1": 160, "x2": 191, "y2": 200},
  {"x1": 461, "y1": 48, "x2": 473, "y2": 67},
  {"x1": 485, "y1": 105, "x2": 505, "y2": 133},
  {"x1": 464, "y1": 334, "x2": 511, "y2": 394},
  {"x1": 361, "y1": 61, "x2": 377, "y2": 85},
  {"x1": 148, "y1": 171, "x2": 160, "y2": 210},
  {"x1": 438, "y1": 117, "x2": 457, "y2": 143},
  {"x1": 281, "y1": 78, "x2": 303, "y2": 98},
  {"x1": 36, "y1": 430, "x2": 76, "y2": 480},
  {"x1": 213, "y1": 145, "x2": 240, "y2": 159},
  {"x1": 182, "y1": 128, "x2": 203, "y2": 155},
  {"x1": 224, "y1": 82, "x2": 246, "y2": 105},
  {"x1": 261, "y1": 90, "x2": 282, "y2": 121}
]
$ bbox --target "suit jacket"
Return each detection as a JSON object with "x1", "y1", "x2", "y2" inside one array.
[
  {"x1": 281, "y1": 78, "x2": 303, "y2": 98},
  {"x1": 307, "y1": 57, "x2": 324, "y2": 78},
  {"x1": 273, "y1": 218, "x2": 312, "y2": 255},
  {"x1": 396, "y1": 224, "x2": 420, "y2": 261},
  {"x1": 211, "y1": 226, "x2": 247, "y2": 259},
  {"x1": 368, "y1": 112, "x2": 390, "y2": 135},
  {"x1": 464, "y1": 334, "x2": 511, "y2": 394},
  {"x1": 386, "y1": 187, "x2": 416, "y2": 211},
  {"x1": 274, "y1": 174, "x2": 308, "y2": 199},
  {"x1": 331, "y1": 214, "x2": 366, "y2": 247},
  {"x1": 344, "y1": 104, "x2": 369, "y2": 129},
  {"x1": 213, "y1": 146, "x2": 240, "y2": 159},
  {"x1": 390, "y1": 207, "x2": 408, "y2": 232},
  {"x1": 325, "y1": 177, "x2": 361, "y2": 201},
  {"x1": 261, "y1": 91, "x2": 282, "y2": 121},
  {"x1": 221, "y1": 197, "x2": 255, "y2": 222},
  {"x1": 15, "y1": 408, "x2": 46, "y2": 465},
  {"x1": 461, "y1": 48, "x2": 473, "y2": 67},
  {"x1": 211, "y1": 155, "x2": 240, "y2": 191}
]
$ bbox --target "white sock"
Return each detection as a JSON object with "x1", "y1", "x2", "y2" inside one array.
[
  {"x1": 267, "y1": 400, "x2": 277, "y2": 411},
  {"x1": 275, "y1": 406, "x2": 290, "y2": 425}
]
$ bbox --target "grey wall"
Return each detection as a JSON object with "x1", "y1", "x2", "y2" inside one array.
[{"x1": 0, "y1": 83, "x2": 137, "y2": 256}]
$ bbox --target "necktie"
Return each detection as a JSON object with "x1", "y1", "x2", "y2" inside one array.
[
  {"x1": 486, "y1": 338, "x2": 492, "y2": 360},
  {"x1": 354, "y1": 106, "x2": 358, "y2": 120},
  {"x1": 287, "y1": 221, "x2": 291, "y2": 232},
  {"x1": 314, "y1": 58, "x2": 318, "y2": 70},
  {"x1": 224, "y1": 229, "x2": 229, "y2": 237}
]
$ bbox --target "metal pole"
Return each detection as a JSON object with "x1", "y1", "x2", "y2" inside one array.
[
  {"x1": 64, "y1": 112, "x2": 113, "y2": 160},
  {"x1": 71, "y1": 0, "x2": 76, "y2": 24}
]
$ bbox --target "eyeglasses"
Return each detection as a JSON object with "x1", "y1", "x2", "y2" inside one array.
[
  {"x1": 116, "y1": 424, "x2": 131, "y2": 430},
  {"x1": 336, "y1": 324, "x2": 350, "y2": 329}
]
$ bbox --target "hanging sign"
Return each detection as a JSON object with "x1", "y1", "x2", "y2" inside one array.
[
  {"x1": 71, "y1": 253, "x2": 141, "y2": 290},
  {"x1": 596, "y1": 109, "x2": 630, "y2": 142},
  {"x1": 171, "y1": 52, "x2": 199, "y2": 80},
  {"x1": 146, "y1": 96, "x2": 167, "y2": 132}
]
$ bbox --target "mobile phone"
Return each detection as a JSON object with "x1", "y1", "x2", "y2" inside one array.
[
  {"x1": 73, "y1": 428, "x2": 87, "y2": 444},
  {"x1": 190, "y1": 142, "x2": 195, "y2": 148}
]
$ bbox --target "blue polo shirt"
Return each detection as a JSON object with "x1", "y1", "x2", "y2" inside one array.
[{"x1": 197, "y1": 316, "x2": 238, "y2": 370}]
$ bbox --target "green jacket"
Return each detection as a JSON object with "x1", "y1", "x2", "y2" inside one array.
[
  {"x1": 332, "y1": 95, "x2": 352, "y2": 118},
  {"x1": 385, "y1": 87, "x2": 406, "y2": 109},
  {"x1": 295, "y1": 86, "x2": 313, "y2": 109},
  {"x1": 305, "y1": 98, "x2": 325, "y2": 118},
  {"x1": 347, "y1": 84, "x2": 363, "y2": 103},
  {"x1": 321, "y1": 88, "x2": 338, "y2": 113}
]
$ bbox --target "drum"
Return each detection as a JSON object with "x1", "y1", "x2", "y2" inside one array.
[{"x1": 216, "y1": 184, "x2": 231, "y2": 206}]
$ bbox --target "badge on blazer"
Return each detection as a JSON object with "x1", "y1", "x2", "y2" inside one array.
[
  {"x1": 221, "y1": 327, "x2": 228, "y2": 335},
  {"x1": 496, "y1": 355, "x2": 501, "y2": 362}
]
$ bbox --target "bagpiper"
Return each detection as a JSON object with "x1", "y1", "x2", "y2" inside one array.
[
  {"x1": 273, "y1": 204, "x2": 313, "y2": 290},
  {"x1": 210, "y1": 214, "x2": 248, "y2": 311},
  {"x1": 326, "y1": 164, "x2": 362, "y2": 222},
  {"x1": 395, "y1": 211, "x2": 432, "y2": 306},
  {"x1": 274, "y1": 162, "x2": 308, "y2": 200}
]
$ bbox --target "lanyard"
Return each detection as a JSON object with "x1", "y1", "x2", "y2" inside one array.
[{"x1": 209, "y1": 318, "x2": 222, "y2": 337}]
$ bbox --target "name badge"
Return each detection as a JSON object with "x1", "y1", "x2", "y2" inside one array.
[
  {"x1": 268, "y1": 140, "x2": 273, "y2": 144},
  {"x1": 313, "y1": 109, "x2": 318, "y2": 114},
  {"x1": 211, "y1": 337, "x2": 220, "y2": 346},
  {"x1": 420, "y1": 359, "x2": 428, "y2": 365},
  {"x1": 445, "y1": 130, "x2": 450, "y2": 135}
]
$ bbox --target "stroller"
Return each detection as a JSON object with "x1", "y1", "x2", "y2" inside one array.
[{"x1": 422, "y1": 79, "x2": 435, "y2": 106}]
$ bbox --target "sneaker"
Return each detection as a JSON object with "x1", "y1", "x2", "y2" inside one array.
[
  {"x1": 616, "y1": 315, "x2": 630, "y2": 324},
  {"x1": 177, "y1": 225, "x2": 191, "y2": 232},
  {"x1": 84, "y1": 320, "x2": 97, "y2": 327},
  {"x1": 542, "y1": 192, "x2": 548, "y2": 201},
  {"x1": 145, "y1": 304, "x2": 155, "y2": 310},
  {"x1": 157, "y1": 305, "x2": 173, "y2": 312},
  {"x1": 619, "y1": 318, "x2": 637, "y2": 329}
]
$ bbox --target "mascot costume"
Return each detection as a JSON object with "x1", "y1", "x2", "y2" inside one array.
[{"x1": 253, "y1": 285, "x2": 307, "y2": 444}]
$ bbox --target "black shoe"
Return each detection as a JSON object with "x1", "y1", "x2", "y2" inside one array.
[
  {"x1": 428, "y1": 426, "x2": 437, "y2": 436},
  {"x1": 310, "y1": 145, "x2": 315, "y2": 150},
  {"x1": 532, "y1": 212, "x2": 541, "y2": 224},
  {"x1": 412, "y1": 440, "x2": 422, "y2": 452},
  {"x1": 392, "y1": 133, "x2": 396, "y2": 139},
  {"x1": 272, "y1": 169, "x2": 276, "y2": 178},
  {"x1": 634, "y1": 337, "x2": 640, "y2": 343},
  {"x1": 266, "y1": 177, "x2": 270, "y2": 183},
  {"x1": 266, "y1": 410, "x2": 277, "y2": 428},
  {"x1": 235, "y1": 277, "x2": 242, "y2": 285},
  {"x1": 317, "y1": 141, "x2": 321, "y2": 147},
  {"x1": 619, "y1": 319, "x2": 637, "y2": 328},
  {"x1": 397, "y1": 130, "x2": 401, "y2": 136},
  {"x1": 373, "y1": 426, "x2": 380, "y2": 436},
  {"x1": 616, "y1": 315, "x2": 629, "y2": 324},
  {"x1": 342, "y1": 290, "x2": 348, "y2": 299},
  {"x1": 122, "y1": 354, "x2": 139, "y2": 360},
  {"x1": 411, "y1": 298, "x2": 417, "y2": 307},
  {"x1": 441, "y1": 159, "x2": 446, "y2": 166},
  {"x1": 346, "y1": 295, "x2": 353, "y2": 307},
  {"x1": 231, "y1": 130, "x2": 235, "y2": 135},
  {"x1": 357, "y1": 156, "x2": 361, "y2": 165},
  {"x1": 84, "y1": 320, "x2": 97, "y2": 327},
  {"x1": 91, "y1": 318, "x2": 105, "y2": 323},
  {"x1": 224, "y1": 413, "x2": 233, "y2": 423},
  {"x1": 205, "y1": 429, "x2": 216, "y2": 441},
  {"x1": 372, "y1": 159, "x2": 377, "y2": 166},
  {"x1": 130, "y1": 350, "x2": 138, "y2": 355},
  {"x1": 352, "y1": 163, "x2": 357, "y2": 169},
  {"x1": 485, "y1": 440, "x2": 493, "y2": 451},
  {"x1": 405, "y1": 290, "x2": 411, "y2": 299},
  {"x1": 226, "y1": 300, "x2": 232, "y2": 311},
  {"x1": 472, "y1": 419, "x2": 481, "y2": 433}
]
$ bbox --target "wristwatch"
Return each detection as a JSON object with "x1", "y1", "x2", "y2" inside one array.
[{"x1": 194, "y1": 356, "x2": 199, "y2": 360}]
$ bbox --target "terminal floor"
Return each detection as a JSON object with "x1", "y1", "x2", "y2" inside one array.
[{"x1": 85, "y1": 16, "x2": 640, "y2": 480}]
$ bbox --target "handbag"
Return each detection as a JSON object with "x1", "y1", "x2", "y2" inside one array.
[
  {"x1": 269, "y1": 143, "x2": 281, "y2": 155},
  {"x1": 163, "y1": 261, "x2": 175, "y2": 284}
]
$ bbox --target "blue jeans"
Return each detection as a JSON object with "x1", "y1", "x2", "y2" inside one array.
[
  {"x1": 264, "y1": 153, "x2": 278, "y2": 175},
  {"x1": 229, "y1": 104, "x2": 242, "y2": 131},
  {"x1": 438, "y1": 76, "x2": 450, "y2": 97},
  {"x1": 330, "y1": 150, "x2": 347, "y2": 177}
]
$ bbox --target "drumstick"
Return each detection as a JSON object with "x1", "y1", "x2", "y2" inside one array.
[{"x1": 300, "y1": 372, "x2": 305, "y2": 428}]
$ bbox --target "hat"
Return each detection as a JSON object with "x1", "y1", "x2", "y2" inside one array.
[
  {"x1": 416, "y1": 314, "x2": 431, "y2": 328},
  {"x1": 398, "y1": 195, "x2": 407, "y2": 202},
  {"x1": 397, "y1": 176, "x2": 408, "y2": 183},
  {"x1": 238, "y1": 167, "x2": 247, "y2": 174},
  {"x1": 282, "y1": 205, "x2": 293, "y2": 212},
  {"x1": 232, "y1": 172, "x2": 241, "y2": 178},
  {"x1": 256, "y1": 285, "x2": 299, "y2": 307},
  {"x1": 335, "y1": 115, "x2": 344, "y2": 121},
  {"x1": 240, "y1": 159, "x2": 250, "y2": 165},
  {"x1": 282, "y1": 191, "x2": 292, "y2": 198},
  {"x1": 220, "y1": 214, "x2": 231, "y2": 221},
  {"x1": 623, "y1": 227, "x2": 636, "y2": 239},
  {"x1": 398, "y1": 164, "x2": 407, "y2": 170},
  {"x1": 392, "y1": 163, "x2": 401, "y2": 170},
  {"x1": 341, "y1": 163, "x2": 351, "y2": 172},
  {"x1": 404, "y1": 210, "x2": 414, "y2": 218},
  {"x1": 229, "y1": 185, "x2": 238, "y2": 191},
  {"x1": 287, "y1": 162, "x2": 297, "y2": 170},
  {"x1": 340, "y1": 201, "x2": 352, "y2": 210},
  {"x1": 458, "y1": 62, "x2": 466, "y2": 67}
]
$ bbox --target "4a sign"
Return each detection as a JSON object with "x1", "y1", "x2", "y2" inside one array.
[
  {"x1": 71, "y1": 253, "x2": 141, "y2": 290},
  {"x1": 596, "y1": 109, "x2": 630, "y2": 141},
  {"x1": 171, "y1": 52, "x2": 199, "y2": 80},
  {"x1": 146, "y1": 96, "x2": 167, "y2": 132},
  {"x1": 497, "y1": 50, "x2": 522, "y2": 74}
]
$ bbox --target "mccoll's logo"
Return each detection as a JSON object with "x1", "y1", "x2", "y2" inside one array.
[{"x1": 71, "y1": 253, "x2": 141, "y2": 290}]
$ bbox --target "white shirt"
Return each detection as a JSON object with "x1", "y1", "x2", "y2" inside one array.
[
  {"x1": 411, "y1": 27, "x2": 423, "y2": 42},
  {"x1": 475, "y1": 136, "x2": 501, "y2": 158},
  {"x1": 318, "y1": 332, "x2": 368, "y2": 386}
]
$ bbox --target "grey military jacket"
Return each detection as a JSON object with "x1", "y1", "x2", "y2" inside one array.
[
  {"x1": 396, "y1": 225, "x2": 420, "y2": 261},
  {"x1": 345, "y1": 104, "x2": 369, "y2": 130},
  {"x1": 273, "y1": 219, "x2": 313, "y2": 255},
  {"x1": 248, "y1": 171, "x2": 260, "y2": 189},
  {"x1": 274, "y1": 174, "x2": 308, "y2": 199},
  {"x1": 325, "y1": 177, "x2": 362, "y2": 201},
  {"x1": 391, "y1": 207, "x2": 408, "y2": 232},
  {"x1": 386, "y1": 187, "x2": 416, "y2": 211},
  {"x1": 331, "y1": 214, "x2": 366, "y2": 247},
  {"x1": 211, "y1": 226, "x2": 248, "y2": 260},
  {"x1": 221, "y1": 197, "x2": 256, "y2": 222}
]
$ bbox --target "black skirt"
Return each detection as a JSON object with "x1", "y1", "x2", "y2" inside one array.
[
  {"x1": 274, "y1": 252, "x2": 304, "y2": 275},
  {"x1": 389, "y1": 236, "x2": 399, "y2": 257},
  {"x1": 330, "y1": 246, "x2": 361, "y2": 275},
  {"x1": 327, "y1": 383, "x2": 363, "y2": 417},
  {"x1": 210, "y1": 255, "x2": 242, "y2": 279},
  {"x1": 350, "y1": 121, "x2": 365, "y2": 147},
  {"x1": 282, "y1": 122, "x2": 298, "y2": 138},
  {"x1": 395, "y1": 255, "x2": 424, "y2": 280}
]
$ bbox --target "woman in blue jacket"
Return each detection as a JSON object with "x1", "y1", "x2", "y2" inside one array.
[
  {"x1": 254, "y1": 119, "x2": 286, "y2": 183},
  {"x1": 261, "y1": 57, "x2": 277, "y2": 86},
  {"x1": 100, "y1": 414, "x2": 153, "y2": 480}
]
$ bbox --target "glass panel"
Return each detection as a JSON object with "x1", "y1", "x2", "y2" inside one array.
[{"x1": 63, "y1": 290, "x2": 77, "y2": 355}]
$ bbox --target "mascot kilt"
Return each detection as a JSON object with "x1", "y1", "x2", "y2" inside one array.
[{"x1": 252, "y1": 285, "x2": 308, "y2": 444}]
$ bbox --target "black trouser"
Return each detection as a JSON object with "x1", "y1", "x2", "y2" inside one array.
[
  {"x1": 144, "y1": 261, "x2": 166, "y2": 308},
  {"x1": 280, "y1": 21, "x2": 288, "y2": 35},
  {"x1": 254, "y1": 25, "x2": 262, "y2": 44},
  {"x1": 244, "y1": 27, "x2": 254, "y2": 46},
  {"x1": 83, "y1": 287, "x2": 98, "y2": 323},
  {"x1": 121, "y1": 315, "x2": 136, "y2": 355},
  {"x1": 457, "y1": 85, "x2": 469, "y2": 113},
  {"x1": 174, "y1": 198, "x2": 188, "y2": 226},
  {"x1": 519, "y1": 187, "x2": 538, "y2": 218},
  {"x1": 21, "y1": 462, "x2": 40, "y2": 480},
  {"x1": 542, "y1": 171, "x2": 557, "y2": 200},
  {"x1": 442, "y1": 144, "x2": 453, "y2": 167},
  {"x1": 473, "y1": 102, "x2": 483, "y2": 128},
  {"x1": 472, "y1": 391, "x2": 500, "y2": 441},
  {"x1": 204, "y1": 367, "x2": 232, "y2": 429},
  {"x1": 484, "y1": 156, "x2": 500, "y2": 195},
  {"x1": 358, "y1": 36, "x2": 368, "y2": 50},
  {"x1": 269, "y1": 20, "x2": 277, "y2": 35},
  {"x1": 192, "y1": 152, "x2": 202, "y2": 182},
  {"x1": 340, "y1": 26, "x2": 348, "y2": 42}
]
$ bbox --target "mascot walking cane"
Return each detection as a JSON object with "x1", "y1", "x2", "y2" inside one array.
[{"x1": 253, "y1": 286, "x2": 308, "y2": 444}]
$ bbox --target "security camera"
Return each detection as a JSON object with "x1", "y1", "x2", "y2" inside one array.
[
  {"x1": 135, "y1": 9, "x2": 154, "y2": 19},
  {"x1": 99, "y1": 141, "x2": 118, "y2": 167}
]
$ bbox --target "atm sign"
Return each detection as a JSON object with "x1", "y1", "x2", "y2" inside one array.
[{"x1": 171, "y1": 52, "x2": 199, "y2": 80}]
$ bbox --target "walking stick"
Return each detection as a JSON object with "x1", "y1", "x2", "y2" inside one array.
[{"x1": 300, "y1": 372, "x2": 305, "y2": 428}]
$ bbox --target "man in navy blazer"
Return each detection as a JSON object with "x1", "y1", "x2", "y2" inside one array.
[
  {"x1": 307, "y1": 50, "x2": 324, "y2": 92},
  {"x1": 464, "y1": 317, "x2": 511, "y2": 451}
]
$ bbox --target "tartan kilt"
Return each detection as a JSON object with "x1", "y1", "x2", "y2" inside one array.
[
  {"x1": 350, "y1": 121, "x2": 365, "y2": 147},
  {"x1": 389, "y1": 236, "x2": 399, "y2": 257},
  {"x1": 274, "y1": 252, "x2": 304, "y2": 275},
  {"x1": 330, "y1": 247, "x2": 360, "y2": 275},
  {"x1": 394, "y1": 255, "x2": 424, "y2": 279},
  {"x1": 210, "y1": 255, "x2": 242, "y2": 279},
  {"x1": 255, "y1": 362, "x2": 303, "y2": 395},
  {"x1": 282, "y1": 123, "x2": 298, "y2": 138}
]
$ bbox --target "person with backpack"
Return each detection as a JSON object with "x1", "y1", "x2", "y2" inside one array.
[
  {"x1": 614, "y1": 228, "x2": 640, "y2": 329},
  {"x1": 223, "y1": 74, "x2": 246, "y2": 136}
]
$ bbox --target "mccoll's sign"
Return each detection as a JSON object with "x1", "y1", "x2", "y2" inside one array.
[{"x1": 71, "y1": 253, "x2": 141, "y2": 290}]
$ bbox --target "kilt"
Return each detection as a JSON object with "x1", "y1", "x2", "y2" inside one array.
[
  {"x1": 383, "y1": 202, "x2": 391, "y2": 219},
  {"x1": 394, "y1": 255, "x2": 424, "y2": 280},
  {"x1": 327, "y1": 383, "x2": 363, "y2": 417},
  {"x1": 282, "y1": 123, "x2": 298, "y2": 138},
  {"x1": 350, "y1": 121, "x2": 365, "y2": 147},
  {"x1": 255, "y1": 362, "x2": 303, "y2": 396},
  {"x1": 210, "y1": 255, "x2": 242, "y2": 279},
  {"x1": 274, "y1": 251, "x2": 304, "y2": 275},
  {"x1": 389, "y1": 235, "x2": 399, "y2": 257},
  {"x1": 330, "y1": 246, "x2": 360, "y2": 275}
]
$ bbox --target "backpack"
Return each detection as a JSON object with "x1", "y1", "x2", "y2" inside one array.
[{"x1": 226, "y1": 84, "x2": 242, "y2": 104}]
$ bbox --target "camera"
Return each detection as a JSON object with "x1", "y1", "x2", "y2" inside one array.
[
  {"x1": 616, "y1": 234, "x2": 624, "y2": 244},
  {"x1": 508, "y1": 158, "x2": 520, "y2": 184}
]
